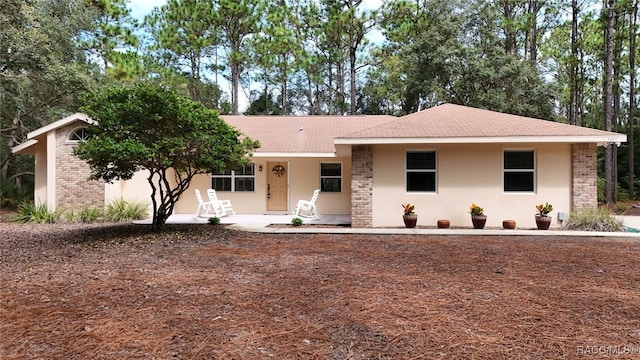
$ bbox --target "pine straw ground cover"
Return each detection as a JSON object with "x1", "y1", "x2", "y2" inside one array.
[{"x1": 1, "y1": 224, "x2": 639, "y2": 359}]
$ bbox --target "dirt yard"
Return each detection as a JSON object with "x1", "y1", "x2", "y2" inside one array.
[{"x1": 1, "y1": 223, "x2": 639, "y2": 359}]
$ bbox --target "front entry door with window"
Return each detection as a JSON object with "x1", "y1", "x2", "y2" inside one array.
[{"x1": 267, "y1": 162, "x2": 288, "y2": 212}]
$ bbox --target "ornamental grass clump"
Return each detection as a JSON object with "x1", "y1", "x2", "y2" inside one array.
[
  {"x1": 565, "y1": 207, "x2": 624, "y2": 232},
  {"x1": 12, "y1": 202, "x2": 59, "y2": 224},
  {"x1": 105, "y1": 199, "x2": 149, "y2": 222}
]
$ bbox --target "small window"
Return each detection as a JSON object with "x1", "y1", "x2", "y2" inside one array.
[
  {"x1": 211, "y1": 163, "x2": 255, "y2": 192},
  {"x1": 504, "y1": 150, "x2": 535, "y2": 192},
  {"x1": 320, "y1": 163, "x2": 342, "y2": 192},
  {"x1": 69, "y1": 127, "x2": 89, "y2": 142},
  {"x1": 406, "y1": 151, "x2": 436, "y2": 192}
]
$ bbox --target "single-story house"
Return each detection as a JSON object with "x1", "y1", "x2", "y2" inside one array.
[{"x1": 12, "y1": 103, "x2": 627, "y2": 229}]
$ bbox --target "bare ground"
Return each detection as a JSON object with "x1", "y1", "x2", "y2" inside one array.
[{"x1": 1, "y1": 223, "x2": 639, "y2": 359}]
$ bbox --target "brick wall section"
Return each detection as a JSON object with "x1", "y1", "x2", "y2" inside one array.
[
  {"x1": 571, "y1": 143, "x2": 598, "y2": 211},
  {"x1": 55, "y1": 123, "x2": 104, "y2": 210},
  {"x1": 351, "y1": 145, "x2": 373, "y2": 228}
]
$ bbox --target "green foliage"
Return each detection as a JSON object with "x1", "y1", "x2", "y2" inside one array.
[
  {"x1": 80, "y1": 207, "x2": 104, "y2": 223},
  {"x1": 75, "y1": 83, "x2": 259, "y2": 230},
  {"x1": 12, "y1": 202, "x2": 59, "y2": 224},
  {"x1": 208, "y1": 217, "x2": 221, "y2": 225},
  {"x1": 105, "y1": 198, "x2": 148, "y2": 222},
  {"x1": 291, "y1": 217, "x2": 304, "y2": 226},
  {"x1": 565, "y1": 207, "x2": 625, "y2": 232}
]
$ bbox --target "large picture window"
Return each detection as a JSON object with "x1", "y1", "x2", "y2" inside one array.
[
  {"x1": 406, "y1": 151, "x2": 436, "y2": 192},
  {"x1": 320, "y1": 163, "x2": 342, "y2": 192},
  {"x1": 504, "y1": 150, "x2": 535, "y2": 192},
  {"x1": 211, "y1": 163, "x2": 255, "y2": 192}
]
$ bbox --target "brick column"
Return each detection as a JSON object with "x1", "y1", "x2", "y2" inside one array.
[
  {"x1": 571, "y1": 143, "x2": 598, "y2": 211},
  {"x1": 351, "y1": 145, "x2": 373, "y2": 228},
  {"x1": 55, "y1": 124, "x2": 105, "y2": 210}
]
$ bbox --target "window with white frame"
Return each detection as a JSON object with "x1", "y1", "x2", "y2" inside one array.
[
  {"x1": 211, "y1": 163, "x2": 255, "y2": 192},
  {"x1": 406, "y1": 151, "x2": 436, "y2": 192},
  {"x1": 503, "y1": 150, "x2": 535, "y2": 192},
  {"x1": 68, "y1": 127, "x2": 89, "y2": 142},
  {"x1": 320, "y1": 162, "x2": 342, "y2": 192}
]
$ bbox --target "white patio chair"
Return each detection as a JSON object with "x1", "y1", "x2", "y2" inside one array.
[
  {"x1": 293, "y1": 189, "x2": 320, "y2": 218},
  {"x1": 194, "y1": 189, "x2": 214, "y2": 217},
  {"x1": 207, "y1": 189, "x2": 235, "y2": 217}
]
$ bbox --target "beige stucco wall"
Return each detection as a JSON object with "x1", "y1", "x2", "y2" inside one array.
[
  {"x1": 371, "y1": 143, "x2": 572, "y2": 229},
  {"x1": 174, "y1": 157, "x2": 352, "y2": 215},
  {"x1": 30, "y1": 140, "x2": 48, "y2": 207}
]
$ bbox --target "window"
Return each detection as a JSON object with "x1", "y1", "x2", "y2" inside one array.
[
  {"x1": 69, "y1": 127, "x2": 89, "y2": 142},
  {"x1": 406, "y1": 151, "x2": 436, "y2": 192},
  {"x1": 211, "y1": 163, "x2": 255, "y2": 192},
  {"x1": 320, "y1": 163, "x2": 341, "y2": 192},
  {"x1": 504, "y1": 150, "x2": 535, "y2": 192}
]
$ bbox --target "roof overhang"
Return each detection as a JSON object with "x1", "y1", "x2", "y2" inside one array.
[
  {"x1": 335, "y1": 135, "x2": 628, "y2": 146},
  {"x1": 251, "y1": 152, "x2": 337, "y2": 158},
  {"x1": 11, "y1": 140, "x2": 39, "y2": 155}
]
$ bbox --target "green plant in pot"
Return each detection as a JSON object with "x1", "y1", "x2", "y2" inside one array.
[
  {"x1": 535, "y1": 202, "x2": 553, "y2": 230},
  {"x1": 469, "y1": 203, "x2": 487, "y2": 229},
  {"x1": 402, "y1": 203, "x2": 417, "y2": 228}
]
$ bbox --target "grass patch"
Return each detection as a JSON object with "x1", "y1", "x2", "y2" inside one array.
[
  {"x1": 12, "y1": 202, "x2": 59, "y2": 224},
  {"x1": 565, "y1": 207, "x2": 624, "y2": 232},
  {"x1": 105, "y1": 199, "x2": 148, "y2": 222}
]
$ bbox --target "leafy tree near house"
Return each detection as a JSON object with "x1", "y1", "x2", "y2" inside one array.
[{"x1": 74, "y1": 83, "x2": 259, "y2": 230}]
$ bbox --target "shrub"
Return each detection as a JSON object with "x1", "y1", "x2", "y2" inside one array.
[
  {"x1": 12, "y1": 202, "x2": 59, "y2": 224},
  {"x1": 291, "y1": 217, "x2": 303, "y2": 226},
  {"x1": 565, "y1": 207, "x2": 624, "y2": 232},
  {"x1": 208, "y1": 217, "x2": 221, "y2": 225},
  {"x1": 105, "y1": 199, "x2": 148, "y2": 222},
  {"x1": 80, "y1": 206, "x2": 103, "y2": 223}
]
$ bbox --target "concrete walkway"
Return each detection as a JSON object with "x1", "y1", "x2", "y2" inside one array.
[{"x1": 141, "y1": 213, "x2": 640, "y2": 238}]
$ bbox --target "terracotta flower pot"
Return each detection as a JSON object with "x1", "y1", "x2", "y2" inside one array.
[
  {"x1": 403, "y1": 214, "x2": 417, "y2": 228},
  {"x1": 471, "y1": 215, "x2": 487, "y2": 229},
  {"x1": 437, "y1": 219, "x2": 450, "y2": 228},
  {"x1": 535, "y1": 215, "x2": 552, "y2": 230},
  {"x1": 502, "y1": 220, "x2": 516, "y2": 229}
]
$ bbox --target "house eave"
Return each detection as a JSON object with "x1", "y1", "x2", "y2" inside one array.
[
  {"x1": 334, "y1": 135, "x2": 628, "y2": 146},
  {"x1": 251, "y1": 152, "x2": 337, "y2": 158},
  {"x1": 12, "y1": 140, "x2": 39, "y2": 155}
]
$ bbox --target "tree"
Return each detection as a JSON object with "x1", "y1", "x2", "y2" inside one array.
[
  {"x1": 1, "y1": 0, "x2": 94, "y2": 206},
  {"x1": 74, "y1": 83, "x2": 259, "y2": 230},
  {"x1": 604, "y1": 0, "x2": 616, "y2": 204},
  {"x1": 217, "y1": 0, "x2": 262, "y2": 114},
  {"x1": 145, "y1": 0, "x2": 222, "y2": 104}
]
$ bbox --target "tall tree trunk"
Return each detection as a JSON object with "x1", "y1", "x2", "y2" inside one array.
[
  {"x1": 569, "y1": 0, "x2": 579, "y2": 125},
  {"x1": 629, "y1": 0, "x2": 638, "y2": 199},
  {"x1": 604, "y1": 0, "x2": 616, "y2": 204},
  {"x1": 613, "y1": 7, "x2": 623, "y2": 202}
]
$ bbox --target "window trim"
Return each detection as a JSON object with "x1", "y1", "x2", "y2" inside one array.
[
  {"x1": 67, "y1": 127, "x2": 89, "y2": 143},
  {"x1": 320, "y1": 162, "x2": 342, "y2": 193},
  {"x1": 405, "y1": 150, "x2": 437, "y2": 193},
  {"x1": 503, "y1": 149, "x2": 536, "y2": 193},
  {"x1": 211, "y1": 163, "x2": 256, "y2": 192}
]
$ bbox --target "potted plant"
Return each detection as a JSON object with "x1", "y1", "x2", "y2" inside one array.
[
  {"x1": 535, "y1": 202, "x2": 553, "y2": 230},
  {"x1": 402, "y1": 203, "x2": 417, "y2": 228},
  {"x1": 469, "y1": 203, "x2": 487, "y2": 229}
]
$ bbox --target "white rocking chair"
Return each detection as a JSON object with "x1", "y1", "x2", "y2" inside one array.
[
  {"x1": 207, "y1": 189, "x2": 235, "y2": 217},
  {"x1": 293, "y1": 189, "x2": 320, "y2": 218},
  {"x1": 195, "y1": 189, "x2": 214, "y2": 217}
]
